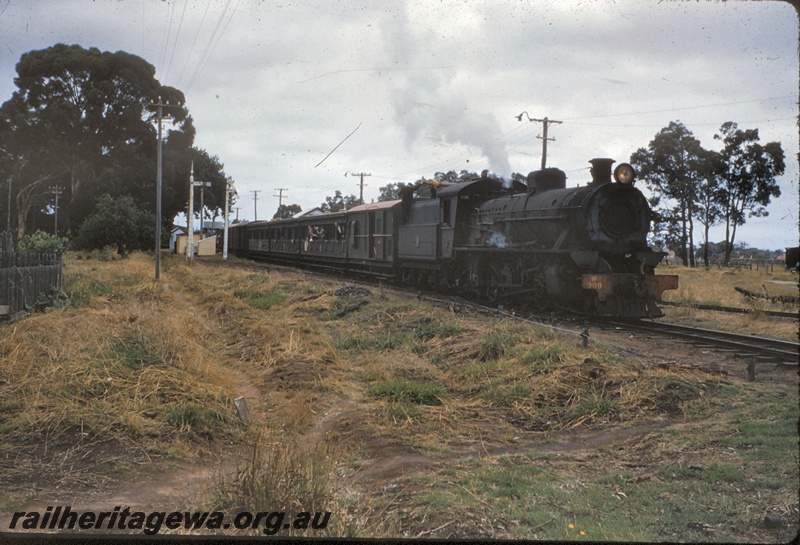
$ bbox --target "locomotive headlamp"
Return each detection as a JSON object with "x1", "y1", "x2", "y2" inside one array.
[{"x1": 613, "y1": 163, "x2": 636, "y2": 185}]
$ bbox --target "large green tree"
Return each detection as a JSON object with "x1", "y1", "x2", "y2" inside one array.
[
  {"x1": 631, "y1": 121, "x2": 709, "y2": 266},
  {"x1": 185, "y1": 147, "x2": 235, "y2": 229},
  {"x1": 695, "y1": 149, "x2": 726, "y2": 267},
  {"x1": 377, "y1": 182, "x2": 404, "y2": 202},
  {"x1": 273, "y1": 203, "x2": 302, "y2": 219},
  {"x1": 713, "y1": 122, "x2": 785, "y2": 265},
  {"x1": 0, "y1": 44, "x2": 193, "y2": 238},
  {"x1": 377, "y1": 170, "x2": 489, "y2": 202},
  {"x1": 320, "y1": 190, "x2": 359, "y2": 213},
  {"x1": 72, "y1": 194, "x2": 154, "y2": 257}
]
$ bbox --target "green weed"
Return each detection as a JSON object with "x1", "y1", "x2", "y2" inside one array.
[{"x1": 369, "y1": 379, "x2": 447, "y2": 406}]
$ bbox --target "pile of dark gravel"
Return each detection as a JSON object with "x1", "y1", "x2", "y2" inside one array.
[{"x1": 329, "y1": 285, "x2": 372, "y2": 298}]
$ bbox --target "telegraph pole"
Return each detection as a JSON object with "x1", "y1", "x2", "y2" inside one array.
[
  {"x1": 1, "y1": 148, "x2": 11, "y2": 234},
  {"x1": 516, "y1": 112, "x2": 562, "y2": 169},
  {"x1": 187, "y1": 162, "x2": 210, "y2": 263},
  {"x1": 199, "y1": 184, "x2": 205, "y2": 237},
  {"x1": 223, "y1": 181, "x2": 236, "y2": 260},
  {"x1": 345, "y1": 172, "x2": 371, "y2": 205},
  {"x1": 147, "y1": 96, "x2": 179, "y2": 279},
  {"x1": 251, "y1": 190, "x2": 261, "y2": 221},
  {"x1": 49, "y1": 186, "x2": 62, "y2": 236},
  {"x1": 5, "y1": 176, "x2": 10, "y2": 233},
  {"x1": 274, "y1": 187, "x2": 288, "y2": 207}
]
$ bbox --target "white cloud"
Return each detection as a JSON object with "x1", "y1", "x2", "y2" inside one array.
[{"x1": 0, "y1": 0, "x2": 796, "y2": 247}]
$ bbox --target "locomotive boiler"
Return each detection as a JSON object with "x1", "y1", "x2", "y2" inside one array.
[
  {"x1": 228, "y1": 157, "x2": 677, "y2": 318},
  {"x1": 459, "y1": 158, "x2": 677, "y2": 316}
]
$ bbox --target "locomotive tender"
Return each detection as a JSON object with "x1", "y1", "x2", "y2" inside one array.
[{"x1": 228, "y1": 158, "x2": 678, "y2": 318}]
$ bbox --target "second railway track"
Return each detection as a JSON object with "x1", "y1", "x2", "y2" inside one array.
[
  {"x1": 604, "y1": 319, "x2": 799, "y2": 367},
  {"x1": 659, "y1": 300, "x2": 798, "y2": 319}
]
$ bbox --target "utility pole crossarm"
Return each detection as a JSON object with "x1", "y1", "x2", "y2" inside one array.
[
  {"x1": 345, "y1": 172, "x2": 371, "y2": 205},
  {"x1": 516, "y1": 112, "x2": 563, "y2": 169},
  {"x1": 251, "y1": 190, "x2": 261, "y2": 221},
  {"x1": 274, "y1": 188, "x2": 288, "y2": 213}
]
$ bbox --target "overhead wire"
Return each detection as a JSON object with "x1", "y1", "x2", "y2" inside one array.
[
  {"x1": 164, "y1": 0, "x2": 190, "y2": 84},
  {"x1": 192, "y1": 0, "x2": 241, "y2": 91},
  {"x1": 382, "y1": 95, "x2": 795, "y2": 181},
  {"x1": 141, "y1": 0, "x2": 145, "y2": 60},
  {"x1": 175, "y1": 0, "x2": 213, "y2": 89},
  {"x1": 561, "y1": 95, "x2": 795, "y2": 121},
  {"x1": 158, "y1": 0, "x2": 178, "y2": 77},
  {"x1": 185, "y1": 0, "x2": 234, "y2": 93}
]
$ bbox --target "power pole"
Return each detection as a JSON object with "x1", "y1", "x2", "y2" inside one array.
[
  {"x1": 346, "y1": 172, "x2": 371, "y2": 204},
  {"x1": 274, "y1": 187, "x2": 288, "y2": 211},
  {"x1": 49, "y1": 186, "x2": 62, "y2": 236},
  {"x1": 187, "y1": 162, "x2": 210, "y2": 263},
  {"x1": 1, "y1": 148, "x2": 11, "y2": 234},
  {"x1": 147, "y1": 96, "x2": 179, "y2": 279},
  {"x1": 199, "y1": 184, "x2": 205, "y2": 237},
  {"x1": 223, "y1": 181, "x2": 236, "y2": 260},
  {"x1": 516, "y1": 112, "x2": 562, "y2": 169},
  {"x1": 251, "y1": 190, "x2": 261, "y2": 221},
  {"x1": 5, "y1": 176, "x2": 10, "y2": 234}
]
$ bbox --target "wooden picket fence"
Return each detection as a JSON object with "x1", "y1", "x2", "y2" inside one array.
[{"x1": 0, "y1": 231, "x2": 63, "y2": 317}]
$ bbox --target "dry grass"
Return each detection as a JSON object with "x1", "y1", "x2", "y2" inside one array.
[
  {"x1": 658, "y1": 264, "x2": 798, "y2": 340},
  {"x1": 661, "y1": 264, "x2": 799, "y2": 312},
  {"x1": 0, "y1": 253, "x2": 236, "y2": 454},
  {"x1": 3, "y1": 252, "x2": 796, "y2": 541}
]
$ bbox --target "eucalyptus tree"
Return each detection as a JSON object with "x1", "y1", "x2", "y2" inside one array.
[
  {"x1": 0, "y1": 44, "x2": 192, "y2": 237},
  {"x1": 183, "y1": 147, "x2": 234, "y2": 228},
  {"x1": 713, "y1": 122, "x2": 785, "y2": 265},
  {"x1": 695, "y1": 149, "x2": 726, "y2": 267},
  {"x1": 631, "y1": 121, "x2": 709, "y2": 266},
  {"x1": 273, "y1": 203, "x2": 302, "y2": 219},
  {"x1": 320, "y1": 190, "x2": 359, "y2": 212}
]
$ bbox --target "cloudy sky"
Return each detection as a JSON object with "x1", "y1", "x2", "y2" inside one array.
[{"x1": 0, "y1": 0, "x2": 797, "y2": 250}]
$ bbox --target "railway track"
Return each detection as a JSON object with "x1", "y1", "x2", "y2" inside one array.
[
  {"x1": 604, "y1": 319, "x2": 799, "y2": 367},
  {"x1": 211, "y1": 256, "x2": 799, "y2": 369},
  {"x1": 659, "y1": 300, "x2": 798, "y2": 319}
]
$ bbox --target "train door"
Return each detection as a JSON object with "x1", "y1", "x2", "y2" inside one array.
[
  {"x1": 440, "y1": 198, "x2": 455, "y2": 259},
  {"x1": 369, "y1": 212, "x2": 377, "y2": 258},
  {"x1": 348, "y1": 212, "x2": 369, "y2": 260},
  {"x1": 385, "y1": 209, "x2": 395, "y2": 262},
  {"x1": 371, "y1": 211, "x2": 385, "y2": 260}
]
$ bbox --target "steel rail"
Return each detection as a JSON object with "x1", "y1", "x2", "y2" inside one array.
[
  {"x1": 213, "y1": 257, "x2": 798, "y2": 367},
  {"x1": 659, "y1": 300, "x2": 798, "y2": 319},
  {"x1": 606, "y1": 319, "x2": 799, "y2": 365}
]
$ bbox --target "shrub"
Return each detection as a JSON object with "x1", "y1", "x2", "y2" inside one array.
[
  {"x1": 72, "y1": 194, "x2": 155, "y2": 257},
  {"x1": 17, "y1": 230, "x2": 68, "y2": 254}
]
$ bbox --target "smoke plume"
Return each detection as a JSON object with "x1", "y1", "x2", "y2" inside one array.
[{"x1": 382, "y1": 10, "x2": 511, "y2": 180}]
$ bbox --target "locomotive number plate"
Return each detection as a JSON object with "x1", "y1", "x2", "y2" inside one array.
[{"x1": 582, "y1": 274, "x2": 614, "y2": 301}]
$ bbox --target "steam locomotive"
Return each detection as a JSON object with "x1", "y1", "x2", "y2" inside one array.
[{"x1": 228, "y1": 158, "x2": 678, "y2": 318}]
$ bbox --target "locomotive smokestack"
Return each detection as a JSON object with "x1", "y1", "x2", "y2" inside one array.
[{"x1": 589, "y1": 158, "x2": 615, "y2": 185}]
